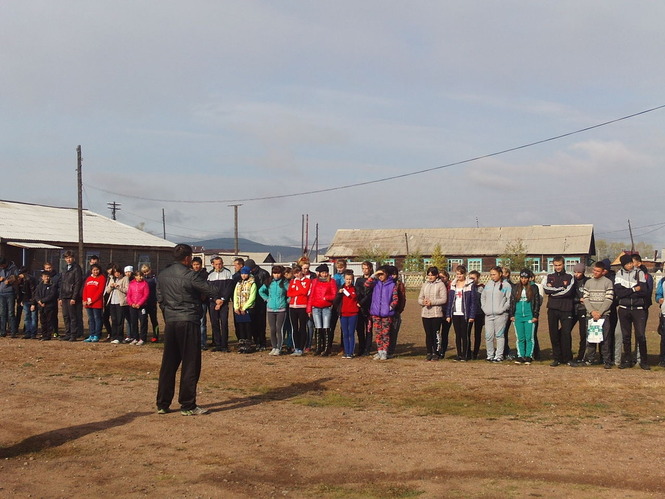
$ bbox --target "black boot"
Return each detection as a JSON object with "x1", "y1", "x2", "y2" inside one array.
[{"x1": 322, "y1": 328, "x2": 333, "y2": 357}]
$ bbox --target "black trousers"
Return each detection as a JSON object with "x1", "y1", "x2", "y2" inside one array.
[
  {"x1": 61, "y1": 299, "x2": 83, "y2": 339},
  {"x1": 452, "y1": 315, "x2": 471, "y2": 360},
  {"x1": 209, "y1": 302, "x2": 230, "y2": 349},
  {"x1": 471, "y1": 313, "x2": 485, "y2": 359},
  {"x1": 156, "y1": 321, "x2": 201, "y2": 411},
  {"x1": 618, "y1": 307, "x2": 647, "y2": 361},
  {"x1": 423, "y1": 317, "x2": 442, "y2": 354},
  {"x1": 250, "y1": 302, "x2": 267, "y2": 347},
  {"x1": 659, "y1": 316, "x2": 665, "y2": 362},
  {"x1": 289, "y1": 307, "x2": 308, "y2": 351},
  {"x1": 129, "y1": 307, "x2": 148, "y2": 341},
  {"x1": 356, "y1": 310, "x2": 372, "y2": 355},
  {"x1": 571, "y1": 307, "x2": 588, "y2": 360},
  {"x1": 547, "y1": 308, "x2": 573, "y2": 363},
  {"x1": 109, "y1": 304, "x2": 127, "y2": 341},
  {"x1": 438, "y1": 319, "x2": 452, "y2": 356},
  {"x1": 39, "y1": 307, "x2": 56, "y2": 338}
]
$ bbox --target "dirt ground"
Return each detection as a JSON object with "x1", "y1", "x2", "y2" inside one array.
[{"x1": 2, "y1": 296, "x2": 665, "y2": 498}]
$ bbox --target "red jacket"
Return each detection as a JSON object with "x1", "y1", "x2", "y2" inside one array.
[
  {"x1": 306, "y1": 278, "x2": 337, "y2": 313},
  {"x1": 82, "y1": 274, "x2": 106, "y2": 309},
  {"x1": 339, "y1": 284, "x2": 359, "y2": 317},
  {"x1": 287, "y1": 277, "x2": 311, "y2": 308}
]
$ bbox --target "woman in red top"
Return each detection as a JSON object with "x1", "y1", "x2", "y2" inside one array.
[
  {"x1": 306, "y1": 264, "x2": 338, "y2": 356},
  {"x1": 287, "y1": 265, "x2": 312, "y2": 356},
  {"x1": 83, "y1": 264, "x2": 106, "y2": 342},
  {"x1": 336, "y1": 270, "x2": 359, "y2": 359}
]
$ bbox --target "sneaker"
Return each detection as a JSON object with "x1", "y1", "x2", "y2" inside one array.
[
  {"x1": 84, "y1": 336, "x2": 93, "y2": 342},
  {"x1": 640, "y1": 363, "x2": 651, "y2": 371},
  {"x1": 123, "y1": 337, "x2": 132, "y2": 343},
  {"x1": 485, "y1": 357, "x2": 493, "y2": 362},
  {"x1": 130, "y1": 339, "x2": 138, "y2": 345},
  {"x1": 658, "y1": 360, "x2": 665, "y2": 368},
  {"x1": 291, "y1": 350, "x2": 303, "y2": 357},
  {"x1": 492, "y1": 358, "x2": 503, "y2": 363},
  {"x1": 550, "y1": 361, "x2": 561, "y2": 367},
  {"x1": 110, "y1": 339, "x2": 120, "y2": 344},
  {"x1": 150, "y1": 337, "x2": 158, "y2": 343},
  {"x1": 426, "y1": 354, "x2": 433, "y2": 361},
  {"x1": 514, "y1": 357, "x2": 525, "y2": 364},
  {"x1": 604, "y1": 363, "x2": 613, "y2": 369},
  {"x1": 379, "y1": 351, "x2": 388, "y2": 361},
  {"x1": 523, "y1": 357, "x2": 532, "y2": 365},
  {"x1": 373, "y1": 353, "x2": 381, "y2": 360},
  {"x1": 90, "y1": 336, "x2": 99, "y2": 343},
  {"x1": 136, "y1": 340, "x2": 144, "y2": 346},
  {"x1": 181, "y1": 406, "x2": 209, "y2": 416},
  {"x1": 157, "y1": 408, "x2": 169, "y2": 414}
]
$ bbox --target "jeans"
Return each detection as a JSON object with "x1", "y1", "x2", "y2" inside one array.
[
  {"x1": 86, "y1": 307, "x2": 103, "y2": 337},
  {"x1": 311, "y1": 306, "x2": 332, "y2": 329},
  {"x1": 340, "y1": 315, "x2": 358, "y2": 356},
  {"x1": 22, "y1": 303, "x2": 37, "y2": 336},
  {"x1": 0, "y1": 293, "x2": 17, "y2": 335}
]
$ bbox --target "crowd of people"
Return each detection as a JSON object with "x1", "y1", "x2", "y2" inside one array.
[{"x1": 1, "y1": 251, "x2": 664, "y2": 370}]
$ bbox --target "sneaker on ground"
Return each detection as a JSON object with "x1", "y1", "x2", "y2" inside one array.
[
  {"x1": 373, "y1": 353, "x2": 381, "y2": 360},
  {"x1": 181, "y1": 406, "x2": 209, "y2": 416},
  {"x1": 90, "y1": 336, "x2": 99, "y2": 343},
  {"x1": 110, "y1": 339, "x2": 120, "y2": 344},
  {"x1": 150, "y1": 337, "x2": 158, "y2": 343},
  {"x1": 157, "y1": 408, "x2": 169, "y2": 414},
  {"x1": 523, "y1": 357, "x2": 532, "y2": 365},
  {"x1": 136, "y1": 340, "x2": 144, "y2": 346},
  {"x1": 130, "y1": 339, "x2": 138, "y2": 345},
  {"x1": 123, "y1": 337, "x2": 132, "y2": 343}
]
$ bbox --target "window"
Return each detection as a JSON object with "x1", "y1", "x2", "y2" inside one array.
[
  {"x1": 526, "y1": 257, "x2": 540, "y2": 273},
  {"x1": 448, "y1": 258, "x2": 464, "y2": 272},
  {"x1": 546, "y1": 258, "x2": 554, "y2": 273},
  {"x1": 137, "y1": 254, "x2": 151, "y2": 273},
  {"x1": 565, "y1": 257, "x2": 581, "y2": 273},
  {"x1": 467, "y1": 258, "x2": 482, "y2": 272},
  {"x1": 495, "y1": 258, "x2": 505, "y2": 268}
]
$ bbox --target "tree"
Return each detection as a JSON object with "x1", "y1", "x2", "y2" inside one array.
[
  {"x1": 356, "y1": 246, "x2": 391, "y2": 268},
  {"x1": 594, "y1": 239, "x2": 656, "y2": 262},
  {"x1": 429, "y1": 243, "x2": 447, "y2": 272},
  {"x1": 499, "y1": 239, "x2": 528, "y2": 272},
  {"x1": 403, "y1": 248, "x2": 424, "y2": 272}
]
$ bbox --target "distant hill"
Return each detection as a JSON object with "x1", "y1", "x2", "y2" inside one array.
[{"x1": 188, "y1": 237, "x2": 326, "y2": 263}]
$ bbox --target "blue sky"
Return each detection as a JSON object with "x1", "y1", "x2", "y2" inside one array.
[{"x1": 2, "y1": 1, "x2": 664, "y2": 251}]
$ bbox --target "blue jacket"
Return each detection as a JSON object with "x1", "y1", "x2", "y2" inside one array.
[
  {"x1": 445, "y1": 280, "x2": 477, "y2": 320},
  {"x1": 259, "y1": 278, "x2": 289, "y2": 311}
]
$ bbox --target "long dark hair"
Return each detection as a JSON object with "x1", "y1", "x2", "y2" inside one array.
[
  {"x1": 265, "y1": 265, "x2": 287, "y2": 290},
  {"x1": 513, "y1": 280, "x2": 535, "y2": 302}
]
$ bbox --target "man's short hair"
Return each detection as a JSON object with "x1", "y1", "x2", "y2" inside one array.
[
  {"x1": 173, "y1": 244, "x2": 193, "y2": 261},
  {"x1": 211, "y1": 256, "x2": 223, "y2": 264},
  {"x1": 191, "y1": 256, "x2": 203, "y2": 265},
  {"x1": 89, "y1": 255, "x2": 99, "y2": 261},
  {"x1": 234, "y1": 257, "x2": 245, "y2": 266},
  {"x1": 552, "y1": 255, "x2": 564, "y2": 264},
  {"x1": 594, "y1": 261, "x2": 606, "y2": 271},
  {"x1": 632, "y1": 254, "x2": 643, "y2": 263},
  {"x1": 63, "y1": 250, "x2": 76, "y2": 258}
]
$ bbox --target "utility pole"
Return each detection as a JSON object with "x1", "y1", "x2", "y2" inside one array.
[
  {"x1": 301, "y1": 214, "x2": 305, "y2": 254},
  {"x1": 628, "y1": 219, "x2": 635, "y2": 252},
  {"x1": 315, "y1": 223, "x2": 319, "y2": 262},
  {"x1": 404, "y1": 232, "x2": 410, "y2": 256},
  {"x1": 162, "y1": 208, "x2": 166, "y2": 239},
  {"x1": 229, "y1": 204, "x2": 242, "y2": 254},
  {"x1": 305, "y1": 214, "x2": 309, "y2": 255},
  {"x1": 76, "y1": 146, "x2": 84, "y2": 261},
  {"x1": 107, "y1": 201, "x2": 121, "y2": 220}
]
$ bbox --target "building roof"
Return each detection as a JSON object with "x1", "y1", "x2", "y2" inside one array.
[
  {"x1": 0, "y1": 199, "x2": 174, "y2": 249},
  {"x1": 325, "y1": 225, "x2": 595, "y2": 258}
]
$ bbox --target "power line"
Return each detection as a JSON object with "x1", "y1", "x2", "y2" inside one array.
[{"x1": 83, "y1": 104, "x2": 665, "y2": 204}]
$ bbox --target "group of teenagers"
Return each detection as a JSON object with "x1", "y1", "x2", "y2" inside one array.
[
  {"x1": 3, "y1": 250, "x2": 664, "y2": 370},
  {"x1": 418, "y1": 252, "x2": 665, "y2": 370},
  {"x1": 0, "y1": 252, "x2": 160, "y2": 345}
]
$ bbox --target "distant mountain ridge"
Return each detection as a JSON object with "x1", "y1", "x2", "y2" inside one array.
[{"x1": 188, "y1": 237, "x2": 325, "y2": 263}]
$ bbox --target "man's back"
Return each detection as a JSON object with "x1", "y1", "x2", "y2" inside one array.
[{"x1": 158, "y1": 262, "x2": 212, "y2": 323}]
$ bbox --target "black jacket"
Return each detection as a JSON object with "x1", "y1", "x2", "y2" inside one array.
[
  {"x1": 59, "y1": 263, "x2": 83, "y2": 300},
  {"x1": 157, "y1": 261, "x2": 220, "y2": 323},
  {"x1": 34, "y1": 282, "x2": 58, "y2": 310},
  {"x1": 614, "y1": 268, "x2": 649, "y2": 309},
  {"x1": 544, "y1": 270, "x2": 575, "y2": 312}
]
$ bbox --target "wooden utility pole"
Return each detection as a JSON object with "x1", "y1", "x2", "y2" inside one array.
[
  {"x1": 162, "y1": 208, "x2": 166, "y2": 239},
  {"x1": 315, "y1": 223, "x2": 319, "y2": 262},
  {"x1": 404, "y1": 232, "x2": 410, "y2": 256},
  {"x1": 628, "y1": 219, "x2": 635, "y2": 252},
  {"x1": 76, "y1": 146, "x2": 84, "y2": 261},
  {"x1": 229, "y1": 204, "x2": 242, "y2": 254}
]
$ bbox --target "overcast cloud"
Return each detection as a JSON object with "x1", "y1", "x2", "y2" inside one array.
[{"x1": 1, "y1": 1, "x2": 664, "y2": 252}]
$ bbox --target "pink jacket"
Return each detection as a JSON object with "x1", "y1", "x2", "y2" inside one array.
[{"x1": 127, "y1": 279, "x2": 149, "y2": 307}]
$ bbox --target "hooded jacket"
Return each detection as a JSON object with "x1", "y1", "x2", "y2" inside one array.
[
  {"x1": 367, "y1": 276, "x2": 398, "y2": 318},
  {"x1": 481, "y1": 279, "x2": 511, "y2": 317},
  {"x1": 418, "y1": 278, "x2": 448, "y2": 319},
  {"x1": 446, "y1": 279, "x2": 477, "y2": 320},
  {"x1": 614, "y1": 267, "x2": 649, "y2": 309}
]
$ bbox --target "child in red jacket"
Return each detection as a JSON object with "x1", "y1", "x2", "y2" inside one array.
[
  {"x1": 127, "y1": 270, "x2": 150, "y2": 345},
  {"x1": 83, "y1": 264, "x2": 106, "y2": 342},
  {"x1": 336, "y1": 270, "x2": 359, "y2": 358}
]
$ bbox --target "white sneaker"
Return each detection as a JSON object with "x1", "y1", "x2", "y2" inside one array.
[
  {"x1": 110, "y1": 339, "x2": 120, "y2": 344},
  {"x1": 268, "y1": 348, "x2": 278, "y2": 356},
  {"x1": 136, "y1": 340, "x2": 144, "y2": 346},
  {"x1": 373, "y1": 353, "x2": 381, "y2": 360},
  {"x1": 130, "y1": 339, "x2": 138, "y2": 345},
  {"x1": 379, "y1": 351, "x2": 388, "y2": 361}
]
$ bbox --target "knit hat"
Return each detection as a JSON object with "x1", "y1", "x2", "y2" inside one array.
[
  {"x1": 519, "y1": 269, "x2": 533, "y2": 278},
  {"x1": 600, "y1": 258, "x2": 611, "y2": 271},
  {"x1": 619, "y1": 254, "x2": 633, "y2": 267},
  {"x1": 573, "y1": 263, "x2": 586, "y2": 273},
  {"x1": 315, "y1": 264, "x2": 330, "y2": 273},
  {"x1": 240, "y1": 266, "x2": 251, "y2": 274},
  {"x1": 124, "y1": 265, "x2": 134, "y2": 273}
]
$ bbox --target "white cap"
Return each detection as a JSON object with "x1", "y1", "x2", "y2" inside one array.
[{"x1": 124, "y1": 266, "x2": 134, "y2": 273}]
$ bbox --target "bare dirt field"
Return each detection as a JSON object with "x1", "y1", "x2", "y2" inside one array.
[{"x1": 2, "y1": 294, "x2": 665, "y2": 498}]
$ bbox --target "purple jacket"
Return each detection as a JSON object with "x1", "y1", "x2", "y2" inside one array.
[
  {"x1": 368, "y1": 276, "x2": 398, "y2": 318},
  {"x1": 446, "y1": 281, "x2": 477, "y2": 320}
]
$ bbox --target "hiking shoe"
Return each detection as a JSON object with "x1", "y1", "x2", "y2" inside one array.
[
  {"x1": 157, "y1": 408, "x2": 169, "y2": 415},
  {"x1": 181, "y1": 406, "x2": 209, "y2": 416}
]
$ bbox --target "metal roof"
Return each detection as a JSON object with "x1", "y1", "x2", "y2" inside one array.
[
  {"x1": 325, "y1": 225, "x2": 595, "y2": 258},
  {"x1": 0, "y1": 200, "x2": 174, "y2": 248}
]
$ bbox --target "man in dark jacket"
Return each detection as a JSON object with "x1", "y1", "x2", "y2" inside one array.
[
  {"x1": 0, "y1": 257, "x2": 18, "y2": 337},
  {"x1": 614, "y1": 253, "x2": 650, "y2": 370},
  {"x1": 59, "y1": 251, "x2": 84, "y2": 341},
  {"x1": 543, "y1": 255, "x2": 576, "y2": 366},
  {"x1": 156, "y1": 244, "x2": 223, "y2": 416}
]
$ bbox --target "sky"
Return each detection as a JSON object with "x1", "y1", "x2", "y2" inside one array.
[{"x1": 2, "y1": 1, "x2": 665, "y2": 253}]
